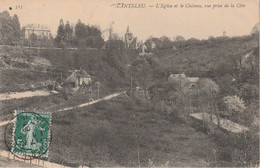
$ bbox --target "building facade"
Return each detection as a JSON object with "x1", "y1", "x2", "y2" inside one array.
[
  {"x1": 24, "y1": 24, "x2": 51, "y2": 39},
  {"x1": 66, "y1": 70, "x2": 92, "y2": 88}
]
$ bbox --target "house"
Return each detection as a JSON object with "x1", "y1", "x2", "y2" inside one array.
[
  {"x1": 168, "y1": 73, "x2": 186, "y2": 82},
  {"x1": 134, "y1": 86, "x2": 150, "y2": 99},
  {"x1": 172, "y1": 45, "x2": 177, "y2": 51},
  {"x1": 66, "y1": 70, "x2": 91, "y2": 88},
  {"x1": 168, "y1": 73, "x2": 199, "y2": 88},
  {"x1": 186, "y1": 77, "x2": 199, "y2": 83},
  {"x1": 139, "y1": 43, "x2": 148, "y2": 56},
  {"x1": 24, "y1": 24, "x2": 51, "y2": 39}
]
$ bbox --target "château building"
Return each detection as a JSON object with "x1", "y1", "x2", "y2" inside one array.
[{"x1": 24, "y1": 24, "x2": 51, "y2": 39}]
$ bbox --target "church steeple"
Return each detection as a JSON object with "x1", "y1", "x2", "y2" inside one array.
[{"x1": 125, "y1": 25, "x2": 136, "y2": 48}]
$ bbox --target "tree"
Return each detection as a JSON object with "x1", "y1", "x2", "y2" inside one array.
[
  {"x1": 85, "y1": 26, "x2": 104, "y2": 48},
  {"x1": 55, "y1": 19, "x2": 65, "y2": 45},
  {"x1": 174, "y1": 35, "x2": 185, "y2": 42},
  {"x1": 231, "y1": 132, "x2": 259, "y2": 167},
  {"x1": 12, "y1": 14, "x2": 20, "y2": 41},
  {"x1": 104, "y1": 39, "x2": 125, "y2": 71},
  {"x1": 0, "y1": 11, "x2": 21, "y2": 45},
  {"x1": 145, "y1": 37, "x2": 161, "y2": 49},
  {"x1": 132, "y1": 59, "x2": 154, "y2": 100},
  {"x1": 159, "y1": 36, "x2": 172, "y2": 49},
  {"x1": 64, "y1": 21, "x2": 73, "y2": 42},
  {"x1": 239, "y1": 84, "x2": 259, "y2": 103},
  {"x1": 185, "y1": 38, "x2": 200, "y2": 46},
  {"x1": 196, "y1": 78, "x2": 220, "y2": 130},
  {"x1": 29, "y1": 33, "x2": 38, "y2": 47},
  {"x1": 74, "y1": 19, "x2": 104, "y2": 48},
  {"x1": 75, "y1": 19, "x2": 86, "y2": 40},
  {"x1": 173, "y1": 35, "x2": 185, "y2": 48}
]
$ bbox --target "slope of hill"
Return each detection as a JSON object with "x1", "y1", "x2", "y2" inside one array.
[
  {"x1": 0, "y1": 46, "x2": 51, "y2": 70},
  {"x1": 152, "y1": 35, "x2": 258, "y2": 77},
  {"x1": 0, "y1": 46, "x2": 55, "y2": 92},
  {"x1": 48, "y1": 95, "x2": 219, "y2": 167}
]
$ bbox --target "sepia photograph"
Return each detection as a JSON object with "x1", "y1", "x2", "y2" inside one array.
[{"x1": 0, "y1": 0, "x2": 259, "y2": 167}]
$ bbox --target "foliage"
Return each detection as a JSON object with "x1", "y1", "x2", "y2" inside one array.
[
  {"x1": 48, "y1": 96, "x2": 218, "y2": 167},
  {"x1": 0, "y1": 11, "x2": 21, "y2": 45},
  {"x1": 231, "y1": 132, "x2": 259, "y2": 167},
  {"x1": 55, "y1": 19, "x2": 65, "y2": 45},
  {"x1": 196, "y1": 78, "x2": 219, "y2": 95},
  {"x1": 74, "y1": 20, "x2": 104, "y2": 48},
  {"x1": 145, "y1": 36, "x2": 173, "y2": 50},
  {"x1": 239, "y1": 83, "x2": 259, "y2": 103},
  {"x1": 174, "y1": 35, "x2": 185, "y2": 42},
  {"x1": 54, "y1": 19, "x2": 104, "y2": 49},
  {"x1": 223, "y1": 95, "x2": 246, "y2": 114},
  {"x1": 64, "y1": 21, "x2": 73, "y2": 41}
]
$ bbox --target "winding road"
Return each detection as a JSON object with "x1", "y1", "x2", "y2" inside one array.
[{"x1": 0, "y1": 91, "x2": 126, "y2": 127}]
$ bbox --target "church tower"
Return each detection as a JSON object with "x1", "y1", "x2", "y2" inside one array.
[{"x1": 124, "y1": 25, "x2": 136, "y2": 48}]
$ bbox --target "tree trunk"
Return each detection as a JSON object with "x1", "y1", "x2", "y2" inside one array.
[
  {"x1": 214, "y1": 103, "x2": 220, "y2": 128},
  {"x1": 196, "y1": 87, "x2": 205, "y2": 130}
]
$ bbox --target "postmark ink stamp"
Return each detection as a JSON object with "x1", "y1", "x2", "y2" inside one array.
[{"x1": 11, "y1": 110, "x2": 51, "y2": 158}]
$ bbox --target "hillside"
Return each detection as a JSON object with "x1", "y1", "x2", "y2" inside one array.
[
  {"x1": 2, "y1": 36, "x2": 257, "y2": 93},
  {"x1": 0, "y1": 46, "x2": 51, "y2": 70},
  {"x1": 0, "y1": 46, "x2": 55, "y2": 92},
  {"x1": 151, "y1": 35, "x2": 258, "y2": 77},
  {"x1": 0, "y1": 34, "x2": 258, "y2": 167}
]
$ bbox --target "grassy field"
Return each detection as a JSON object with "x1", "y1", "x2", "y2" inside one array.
[
  {"x1": 0, "y1": 95, "x2": 221, "y2": 167},
  {"x1": 46, "y1": 95, "x2": 220, "y2": 167}
]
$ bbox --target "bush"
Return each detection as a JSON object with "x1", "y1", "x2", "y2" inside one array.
[{"x1": 223, "y1": 95, "x2": 246, "y2": 114}]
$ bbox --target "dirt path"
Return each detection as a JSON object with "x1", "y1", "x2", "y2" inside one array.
[
  {"x1": 0, "y1": 120, "x2": 12, "y2": 127},
  {"x1": 57, "y1": 91, "x2": 126, "y2": 112},
  {"x1": 0, "y1": 155, "x2": 40, "y2": 167},
  {"x1": 190, "y1": 113, "x2": 249, "y2": 133},
  {"x1": 0, "y1": 149, "x2": 78, "y2": 168},
  {"x1": 0, "y1": 91, "x2": 126, "y2": 127},
  {"x1": 0, "y1": 90, "x2": 58, "y2": 101}
]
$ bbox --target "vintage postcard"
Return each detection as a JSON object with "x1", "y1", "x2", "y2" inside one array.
[{"x1": 0, "y1": 0, "x2": 259, "y2": 167}]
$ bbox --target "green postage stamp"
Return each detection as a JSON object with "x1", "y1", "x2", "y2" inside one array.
[{"x1": 12, "y1": 110, "x2": 52, "y2": 157}]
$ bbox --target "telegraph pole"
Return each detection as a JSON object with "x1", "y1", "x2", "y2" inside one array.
[
  {"x1": 130, "y1": 76, "x2": 133, "y2": 96},
  {"x1": 90, "y1": 80, "x2": 92, "y2": 100},
  {"x1": 60, "y1": 68, "x2": 63, "y2": 79},
  {"x1": 133, "y1": 114, "x2": 141, "y2": 167},
  {"x1": 97, "y1": 82, "x2": 100, "y2": 99}
]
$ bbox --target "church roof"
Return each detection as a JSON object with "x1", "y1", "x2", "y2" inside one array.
[{"x1": 66, "y1": 70, "x2": 91, "y2": 82}]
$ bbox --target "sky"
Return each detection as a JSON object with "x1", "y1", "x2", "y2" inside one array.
[{"x1": 0, "y1": 0, "x2": 259, "y2": 41}]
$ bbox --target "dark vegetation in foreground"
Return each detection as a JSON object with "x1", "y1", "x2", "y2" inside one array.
[
  {"x1": 48, "y1": 94, "x2": 258, "y2": 167},
  {"x1": 49, "y1": 95, "x2": 218, "y2": 167}
]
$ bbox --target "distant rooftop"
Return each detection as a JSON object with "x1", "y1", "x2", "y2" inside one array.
[{"x1": 24, "y1": 24, "x2": 50, "y2": 30}]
